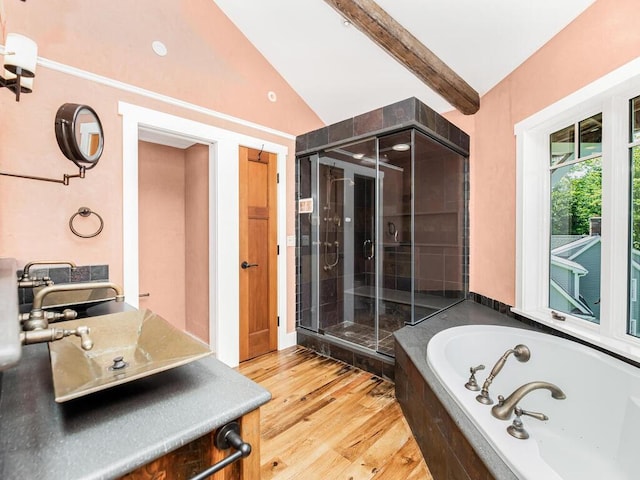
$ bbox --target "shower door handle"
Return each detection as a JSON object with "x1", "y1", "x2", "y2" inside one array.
[
  {"x1": 363, "y1": 239, "x2": 374, "y2": 260},
  {"x1": 241, "y1": 261, "x2": 259, "y2": 269}
]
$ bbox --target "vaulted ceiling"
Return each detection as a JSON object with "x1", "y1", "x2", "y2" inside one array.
[{"x1": 214, "y1": 0, "x2": 596, "y2": 124}]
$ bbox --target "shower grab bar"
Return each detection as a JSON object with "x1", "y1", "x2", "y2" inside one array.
[{"x1": 364, "y1": 239, "x2": 374, "y2": 260}]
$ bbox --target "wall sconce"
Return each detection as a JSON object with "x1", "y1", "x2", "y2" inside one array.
[{"x1": 0, "y1": 33, "x2": 37, "y2": 101}]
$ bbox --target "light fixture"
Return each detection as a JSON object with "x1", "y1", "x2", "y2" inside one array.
[
  {"x1": 0, "y1": 33, "x2": 38, "y2": 101},
  {"x1": 151, "y1": 40, "x2": 167, "y2": 57},
  {"x1": 392, "y1": 143, "x2": 410, "y2": 152}
]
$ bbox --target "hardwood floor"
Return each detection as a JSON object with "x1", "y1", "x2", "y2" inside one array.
[{"x1": 237, "y1": 346, "x2": 433, "y2": 480}]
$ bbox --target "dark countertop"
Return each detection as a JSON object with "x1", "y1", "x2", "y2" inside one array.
[
  {"x1": 0, "y1": 304, "x2": 271, "y2": 480},
  {"x1": 394, "y1": 300, "x2": 533, "y2": 480}
]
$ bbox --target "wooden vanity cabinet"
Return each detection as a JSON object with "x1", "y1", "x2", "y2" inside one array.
[{"x1": 120, "y1": 409, "x2": 261, "y2": 480}]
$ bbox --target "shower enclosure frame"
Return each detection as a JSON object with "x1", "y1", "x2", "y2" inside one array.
[{"x1": 295, "y1": 97, "x2": 470, "y2": 371}]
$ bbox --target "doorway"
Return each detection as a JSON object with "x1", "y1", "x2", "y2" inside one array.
[
  {"x1": 138, "y1": 139, "x2": 210, "y2": 342},
  {"x1": 119, "y1": 101, "x2": 294, "y2": 367}
]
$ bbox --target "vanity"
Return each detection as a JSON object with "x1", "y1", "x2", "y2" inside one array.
[
  {"x1": 0, "y1": 258, "x2": 271, "y2": 479},
  {"x1": 0, "y1": 342, "x2": 270, "y2": 480}
]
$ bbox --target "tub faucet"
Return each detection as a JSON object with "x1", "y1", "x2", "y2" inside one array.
[
  {"x1": 476, "y1": 344, "x2": 531, "y2": 405},
  {"x1": 491, "y1": 381, "x2": 566, "y2": 420}
]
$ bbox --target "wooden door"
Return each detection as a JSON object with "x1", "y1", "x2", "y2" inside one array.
[{"x1": 239, "y1": 146, "x2": 277, "y2": 362}]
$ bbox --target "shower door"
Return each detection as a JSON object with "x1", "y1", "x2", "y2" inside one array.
[{"x1": 313, "y1": 154, "x2": 380, "y2": 348}]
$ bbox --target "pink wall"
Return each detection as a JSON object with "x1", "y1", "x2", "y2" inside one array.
[
  {"x1": 185, "y1": 144, "x2": 210, "y2": 342},
  {"x1": 444, "y1": 0, "x2": 640, "y2": 306},
  {"x1": 138, "y1": 142, "x2": 187, "y2": 331},
  {"x1": 0, "y1": 1, "x2": 323, "y2": 335},
  {"x1": 137, "y1": 141, "x2": 209, "y2": 341},
  {"x1": 6, "y1": 0, "x2": 634, "y2": 328}
]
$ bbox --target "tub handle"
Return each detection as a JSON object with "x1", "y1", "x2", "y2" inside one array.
[
  {"x1": 507, "y1": 406, "x2": 549, "y2": 440},
  {"x1": 517, "y1": 407, "x2": 548, "y2": 422},
  {"x1": 464, "y1": 364, "x2": 485, "y2": 391}
]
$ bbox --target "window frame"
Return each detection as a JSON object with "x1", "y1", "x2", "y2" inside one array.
[{"x1": 514, "y1": 57, "x2": 640, "y2": 363}]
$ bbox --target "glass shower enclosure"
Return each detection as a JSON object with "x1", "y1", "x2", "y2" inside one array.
[{"x1": 297, "y1": 128, "x2": 467, "y2": 357}]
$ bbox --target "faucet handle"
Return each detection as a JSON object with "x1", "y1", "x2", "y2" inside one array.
[
  {"x1": 70, "y1": 326, "x2": 93, "y2": 351},
  {"x1": 507, "y1": 406, "x2": 548, "y2": 440},
  {"x1": 515, "y1": 406, "x2": 548, "y2": 422},
  {"x1": 470, "y1": 364, "x2": 485, "y2": 374},
  {"x1": 465, "y1": 364, "x2": 485, "y2": 391}
]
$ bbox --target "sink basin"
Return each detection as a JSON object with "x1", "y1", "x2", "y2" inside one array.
[
  {"x1": 34, "y1": 284, "x2": 116, "y2": 311},
  {"x1": 48, "y1": 309, "x2": 212, "y2": 402}
]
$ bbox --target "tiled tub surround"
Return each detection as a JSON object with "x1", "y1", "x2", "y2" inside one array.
[{"x1": 395, "y1": 301, "x2": 524, "y2": 480}]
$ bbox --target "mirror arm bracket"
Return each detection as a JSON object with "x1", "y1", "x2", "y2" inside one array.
[{"x1": 0, "y1": 166, "x2": 86, "y2": 186}]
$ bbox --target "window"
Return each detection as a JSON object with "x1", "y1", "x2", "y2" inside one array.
[
  {"x1": 549, "y1": 114, "x2": 602, "y2": 324},
  {"x1": 515, "y1": 58, "x2": 640, "y2": 363}
]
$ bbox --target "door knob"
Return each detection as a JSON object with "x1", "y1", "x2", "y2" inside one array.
[{"x1": 241, "y1": 261, "x2": 259, "y2": 269}]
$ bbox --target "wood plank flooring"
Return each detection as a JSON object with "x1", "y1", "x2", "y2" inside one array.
[{"x1": 237, "y1": 346, "x2": 433, "y2": 480}]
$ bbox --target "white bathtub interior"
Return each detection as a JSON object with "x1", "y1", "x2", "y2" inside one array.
[{"x1": 426, "y1": 325, "x2": 640, "y2": 480}]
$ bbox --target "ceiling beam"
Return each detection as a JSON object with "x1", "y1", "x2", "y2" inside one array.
[{"x1": 324, "y1": 0, "x2": 480, "y2": 115}]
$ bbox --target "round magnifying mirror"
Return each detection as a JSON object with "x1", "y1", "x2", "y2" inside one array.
[{"x1": 55, "y1": 103, "x2": 104, "y2": 169}]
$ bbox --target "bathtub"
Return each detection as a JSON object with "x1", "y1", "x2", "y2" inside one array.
[{"x1": 426, "y1": 325, "x2": 640, "y2": 480}]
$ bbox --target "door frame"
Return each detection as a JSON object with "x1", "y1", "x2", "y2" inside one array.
[{"x1": 119, "y1": 101, "x2": 295, "y2": 367}]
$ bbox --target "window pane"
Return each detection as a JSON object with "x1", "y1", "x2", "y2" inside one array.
[
  {"x1": 550, "y1": 125, "x2": 575, "y2": 167},
  {"x1": 632, "y1": 96, "x2": 640, "y2": 143},
  {"x1": 629, "y1": 146, "x2": 640, "y2": 337},
  {"x1": 579, "y1": 113, "x2": 602, "y2": 157},
  {"x1": 549, "y1": 157, "x2": 602, "y2": 323}
]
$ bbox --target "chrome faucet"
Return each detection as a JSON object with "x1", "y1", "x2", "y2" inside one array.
[
  {"x1": 20, "y1": 281, "x2": 124, "y2": 351},
  {"x1": 476, "y1": 344, "x2": 531, "y2": 405},
  {"x1": 491, "y1": 381, "x2": 566, "y2": 420}
]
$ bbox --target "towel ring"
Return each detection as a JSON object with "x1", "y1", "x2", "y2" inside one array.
[{"x1": 69, "y1": 207, "x2": 104, "y2": 238}]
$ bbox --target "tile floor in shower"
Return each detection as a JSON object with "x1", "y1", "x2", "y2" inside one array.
[{"x1": 322, "y1": 313, "x2": 407, "y2": 356}]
